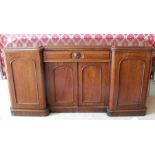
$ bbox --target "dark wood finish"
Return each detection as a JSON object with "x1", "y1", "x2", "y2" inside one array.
[
  {"x1": 44, "y1": 47, "x2": 110, "y2": 112},
  {"x1": 108, "y1": 47, "x2": 152, "y2": 116},
  {"x1": 80, "y1": 51, "x2": 110, "y2": 60},
  {"x1": 50, "y1": 106, "x2": 107, "y2": 112},
  {"x1": 44, "y1": 51, "x2": 72, "y2": 60},
  {"x1": 4, "y1": 48, "x2": 49, "y2": 116},
  {"x1": 45, "y1": 62, "x2": 78, "y2": 108},
  {"x1": 4, "y1": 46, "x2": 152, "y2": 116},
  {"x1": 44, "y1": 51, "x2": 110, "y2": 62},
  {"x1": 44, "y1": 46, "x2": 110, "y2": 51},
  {"x1": 78, "y1": 62, "x2": 110, "y2": 107}
]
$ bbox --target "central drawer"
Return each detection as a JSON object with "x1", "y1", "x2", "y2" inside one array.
[{"x1": 43, "y1": 50, "x2": 110, "y2": 62}]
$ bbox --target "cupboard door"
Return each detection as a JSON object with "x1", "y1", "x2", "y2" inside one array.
[
  {"x1": 5, "y1": 49, "x2": 47, "y2": 111},
  {"x1": 45, "y1": 62, "x2": 78, "y2": 107},
  {"x1": 78, "y1": 62, "x2": 110, "y2": 107},
  {"x1": 108, "y1": 48, "x2": 152, "y2": 116}
]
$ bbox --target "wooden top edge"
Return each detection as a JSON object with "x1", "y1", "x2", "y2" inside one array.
[
  {"x1": 3, "y1": 46, "x2": 44, "y2": 52},
  {"x1": 44, "y1": 46, "x2": 110, "y2": 51},
  {"x1": 111, "y1": 47, "x2": 153, "y2": 51}
]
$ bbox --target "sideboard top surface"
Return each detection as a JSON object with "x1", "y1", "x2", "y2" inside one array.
[{"x1": 4, "y1": 46, "x2": 153, "y2": 53}]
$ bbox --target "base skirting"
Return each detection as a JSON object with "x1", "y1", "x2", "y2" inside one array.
[
  {"x1": 10, "y1": 107, "x2": 147, "y2": 117},
  {"x1": 49, "y1": 106, "x2": 107, "y2": 112},
  {"x1": 107, "y1": 108, "x2": 146, "y2": 116},
  {"x1": 11, "y1": 108, "x2": 49, "y2": 116}
]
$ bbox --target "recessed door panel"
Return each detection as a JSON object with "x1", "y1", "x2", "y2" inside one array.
[
  {"x1": 118, "y1": 59, "x2": 145, "y2": 106},
  {"x1": 78, "y1": 62, "x2": 110, "y2": 106},
  {"x1": 11, "y1": 59, "x2": 38, "y2": 104},
  {"x1": 45, "y1": 62, "x2": 78, "y2": 106}
]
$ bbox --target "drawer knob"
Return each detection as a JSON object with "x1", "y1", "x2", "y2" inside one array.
[{"x1": 72, "y1": 52, "x2": 81, "y2": 59}]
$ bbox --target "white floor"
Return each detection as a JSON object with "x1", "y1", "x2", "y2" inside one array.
[{"x1": 0, "y1": 80, "x2": 155, "y2": 120}]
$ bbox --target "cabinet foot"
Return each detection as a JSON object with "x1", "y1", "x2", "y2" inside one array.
[
  {"x1": 11, "y1": 108, "x2": 49, "y2": 116},
  {"x1": 107, "y1": 108, "x2": 146, "y2": 116}
]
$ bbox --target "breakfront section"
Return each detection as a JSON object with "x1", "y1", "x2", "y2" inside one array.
[
  {"x1": 44, "y1": 47, "x2": 110, "y2": 112},
  {"x1": 108, "y1": 47, "x2": 152, "y2": 116},
  {"x1": 4, "y1": 48, "x2": 49, "y2": 116}
]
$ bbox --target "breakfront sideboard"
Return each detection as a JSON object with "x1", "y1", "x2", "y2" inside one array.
[{"x1": 4, "y1": 46, "x2": 152, "y2": 116}]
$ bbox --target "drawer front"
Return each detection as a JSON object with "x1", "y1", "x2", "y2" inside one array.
[
  {"x1": 44, "y1": 51, "x2": 110, "y2": 62},
  {"x1": 81, "y1": 51, "x2": 110, "y2": 60},
  {"x1": 44, "y1": 51, "x2": 72, "y2": 61}
]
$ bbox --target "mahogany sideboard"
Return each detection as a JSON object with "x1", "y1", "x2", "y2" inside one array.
[{"x1": 4, "y1": 46, "x2": 152, "y2": 116}]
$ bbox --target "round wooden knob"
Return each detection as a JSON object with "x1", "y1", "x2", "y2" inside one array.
[{"x1": 72, "y1": 52, "x2": 81, "y2": 59}]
